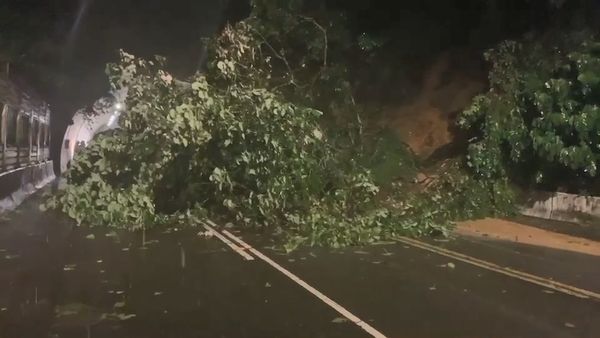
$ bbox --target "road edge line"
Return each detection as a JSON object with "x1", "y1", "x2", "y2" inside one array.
[
  {"x1": 220, "y1": 228, "x2": 388, "y2": 338},
  {"x1": 396, "y1": 236, "x2": 600, "y2": 302}
]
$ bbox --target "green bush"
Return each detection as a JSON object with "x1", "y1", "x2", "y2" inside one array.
[{"x1": 460, "y1": 31, "x2": 600, "y2": 190}]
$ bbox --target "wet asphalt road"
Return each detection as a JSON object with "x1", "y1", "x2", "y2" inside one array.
[{"x1": 0, "y1": 192, "x2": 599, "y2": 338}]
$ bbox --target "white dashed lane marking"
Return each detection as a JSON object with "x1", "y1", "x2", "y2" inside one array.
[
  {"x1": 219, "y1": 227, "x2": 388, "y2": 338},
  {"x1": 201, "y1": 222, "x2": 254, "y2": 261}
]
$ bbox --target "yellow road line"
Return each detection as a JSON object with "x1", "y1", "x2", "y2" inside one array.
[{"x1": 396, "y1": 236, "x2": 600, "y2": 301}]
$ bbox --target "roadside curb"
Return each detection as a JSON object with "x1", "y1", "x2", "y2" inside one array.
[
  {"x1": 456, "y1": 218, "x2": 600, "y2": 257},
  {"x1": 0, "y1": 161, "x2": 55, "y2": 213}
]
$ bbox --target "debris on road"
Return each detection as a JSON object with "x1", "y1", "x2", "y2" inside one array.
[
  {"x1": 63, "y1": 264, "x2": 76, "y2": 271},
  {"x1": 197, "y1": 230, "x2": 214, "y2": 238},
  {"x1": 105, "y1": 231, "x2": 118, "y2": 238},
  {"x1": 4, "y1": 254, "x2": 19, "y2": 260},
  {"x1": 331, "y1": 317, "x2": 349, "y2": 324}
]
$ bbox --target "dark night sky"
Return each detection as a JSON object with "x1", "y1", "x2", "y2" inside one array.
[
  {"x1": 2, "y1": 0, "x2": 595, "y2": 124},
  {"x1": 2, "y1": 0, "x2": 253, "y2": 117},
  {"x1": 1, "y1": 0, "x2": 253, "y2": 169},
  {"x1": 68, "y1": 0, "x2": 226, "y2": 109},
  {"x1": 5, "y1": 0, "x2": 597, "y2": 171}
]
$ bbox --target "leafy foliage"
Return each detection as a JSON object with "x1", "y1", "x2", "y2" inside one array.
[
  {"x1": 460, "y1": 31, "x2": 600, "y2": 190},
  {"x1": 48, "y1": 0, "x2": 515, "y2": 248},
  {"x1": 49, "y1": 47, "x2": 454, "y2": 247},
  {"x1": 364, "y1": 129, "x2": 418, "y2": 186}
]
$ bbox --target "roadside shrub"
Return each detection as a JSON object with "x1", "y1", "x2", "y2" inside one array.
[{"x1": 459, "y1": 31, "x2": 600, "y2": 191}]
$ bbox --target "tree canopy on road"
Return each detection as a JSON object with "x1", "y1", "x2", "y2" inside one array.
[{"x1": 47, "y1": 0, "x2": 512, "y2": 248}]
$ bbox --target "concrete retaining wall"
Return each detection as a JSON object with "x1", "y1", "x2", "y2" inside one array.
[
  {"x1": 520, "y1": 191, "x2": 600, "y2": 224},
  {"x1": 0, "y1": 161, "x2": 55, "y2": 213}
]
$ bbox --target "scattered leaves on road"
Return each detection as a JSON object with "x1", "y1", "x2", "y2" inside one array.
[
  {"x1": 106, "y1": 313, "x2": 136, "y2": 321},
  {"x1": 372, "y1": 241, "x2": 396, "y2": 245},
  {"x1": 105, "y1": 231, "x2": 118, "y2": 238},
  {"x1": 331, "y1": 317, "x2": 349, "y2": 324},
  {"x1": 197, "y1": 230, "x2": 213, "y2": 238},
  {"x1": 63, "y1": 264, "x2": 77, "y2": 271}
]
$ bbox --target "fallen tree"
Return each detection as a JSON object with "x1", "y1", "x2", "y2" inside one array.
[{"x1": 48, "y1": 0, "x2": 512, "y2": 248}]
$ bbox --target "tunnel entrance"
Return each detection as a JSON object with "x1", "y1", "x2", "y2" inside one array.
[{"x1": 60, "y1": 103, "x2": 123, "y2": 173}]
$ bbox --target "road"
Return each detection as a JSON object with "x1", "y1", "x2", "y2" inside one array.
[{"x1": 0, "y1": 192, "x2": 599, "y2": 338}]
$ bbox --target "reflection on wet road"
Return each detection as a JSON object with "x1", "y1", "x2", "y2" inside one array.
[{"x1": 0, "y1": 193, "x2": 599, "y2": 338}]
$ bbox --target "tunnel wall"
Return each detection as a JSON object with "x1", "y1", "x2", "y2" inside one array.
[
  {"x1": 60, "y1": 110, "x2": 117, "y2": 173},
  {"x1": 0, "y1": 161, "x2": 54, "y2": 213}
]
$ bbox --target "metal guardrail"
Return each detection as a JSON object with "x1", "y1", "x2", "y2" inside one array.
[{"x1": 0, "y1": 77, "x2": 51, "y2": 173}]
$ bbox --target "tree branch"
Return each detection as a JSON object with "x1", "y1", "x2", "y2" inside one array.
[
  {"x1": 299, "y1": 15, "x2": 328, "y2": 70},
  {"x1": 251, "y1": 28, "x2": 297, "y2": 87}
]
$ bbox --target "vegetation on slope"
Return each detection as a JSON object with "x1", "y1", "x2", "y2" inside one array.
[{"x1": 461, "y1": 31, "x2": 600, "y2": 194}]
